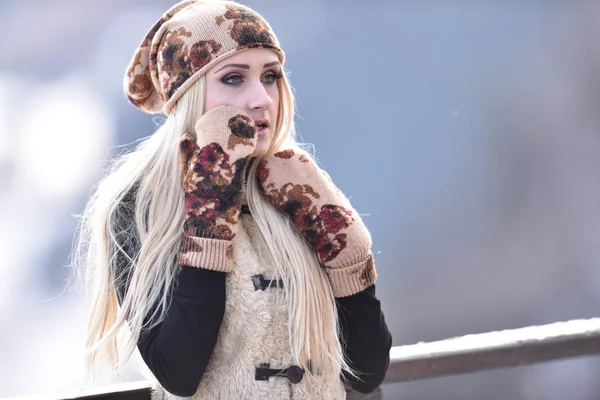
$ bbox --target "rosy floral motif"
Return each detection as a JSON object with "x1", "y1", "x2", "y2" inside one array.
[
  {"x1": 126, "y1": 50, "x2": 153, "y2": 107},
  {"x1": 257, "y1": 160, "x2": 270, "y2": 185},
  {"x1": 196, "y1": 143, "x2": 231, "y2": 176},
  {"x1": 257, "y1": 151, "x2": 356, "y2": 264},
  {"x1": 274, "y1": 149, "x2": 294, "y2": 159},
  {"x1": 153, "y1": 29, "x2": 193, "y2": 99},
  {"x1": 314, "y1": 233, "x2": 348, "y2": 263},
  {"x1": 179, "y1": 130, "x2": 250, "y2": 243},
  {"x1": 319, "y1": 205, "x2": 353, "y2": 234},
  {"x1": 359, "y1": 255, "x2": 376, "y2": 285},
  {"x1": 190, "y1": 40, "x2": 222, "y2": 70},
  {"x1": 223, "y1": 5, "x2": 276, "y2": 47},
  {"x1": 181, "y1": 237, "x2": 203, "y2": 253}
]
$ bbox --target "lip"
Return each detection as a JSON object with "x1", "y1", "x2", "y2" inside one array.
[{"x1": 254, "y1": 119, "x2": 270, "y2": 137}]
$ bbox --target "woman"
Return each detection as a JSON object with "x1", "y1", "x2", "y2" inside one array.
[{"x1": 75, "y1": 1, "x2": 392, "y2": 398}]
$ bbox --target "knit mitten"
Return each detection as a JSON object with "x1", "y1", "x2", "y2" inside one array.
[
  {"x1": 178, "y1": 106, "x2": 257, "y2": 272},
  {"x1": 257, "y1": 148, "x2": 376, "y2": 297}
]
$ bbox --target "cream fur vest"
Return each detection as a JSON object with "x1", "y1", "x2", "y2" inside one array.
[{"x1": 151, "y1": 213, "x2": 347, "y2": 399}]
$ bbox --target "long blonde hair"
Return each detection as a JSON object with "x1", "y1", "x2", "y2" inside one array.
[{"x1": 73, "y1": 71, "x2": 356, "y2": 384}]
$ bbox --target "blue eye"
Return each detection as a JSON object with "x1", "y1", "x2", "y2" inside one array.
[
  {"x1": 222, "y1": 73, "x2": 243, "y2": 85},
  {"x1": 221, "y1": 71, "x2": 283, "y2": 86},
  {"x1": 262, "y1": 71, "x2": 283, "y2": 84}
]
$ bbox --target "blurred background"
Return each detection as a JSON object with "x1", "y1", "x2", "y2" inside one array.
[{"x1": 2, "y1": 0, "x2": 600, "y2": 398}]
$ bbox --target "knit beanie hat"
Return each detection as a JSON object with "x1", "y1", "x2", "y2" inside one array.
[{"x1": 124, "y1": 0, "x2": 285, "y2": 115}]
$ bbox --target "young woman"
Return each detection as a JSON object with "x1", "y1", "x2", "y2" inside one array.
[{"x1": 75, "y1": 1, "x2": 392, "y2": 398}]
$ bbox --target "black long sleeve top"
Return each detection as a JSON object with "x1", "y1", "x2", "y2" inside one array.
[{"x1": 112, "y1": 195, "x2": 392, "y2": 397}]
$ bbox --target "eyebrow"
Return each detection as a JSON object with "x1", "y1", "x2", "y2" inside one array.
[{"x1": 214, "y1": 61, "x2": 281, "y2": 73}]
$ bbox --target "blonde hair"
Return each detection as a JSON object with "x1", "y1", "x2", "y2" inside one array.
[{"x1": 73, "y1": 70, "x2": 356, "y2": 385}]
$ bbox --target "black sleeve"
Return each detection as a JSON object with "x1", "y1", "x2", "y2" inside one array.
[
  {"x1": 337, "y1": 284, "x2": 392, "y2": 394},
  {"x1": 115, "y1": 262, "x2": 226, "y2": 397},
  {"x1": 112, "y1": 192, "x2": 226, "y2": 397},
  {"x1": 136, "y1": 268, "x2": 225, "y2": 397}
]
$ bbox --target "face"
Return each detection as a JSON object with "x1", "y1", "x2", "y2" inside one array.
[{"x1": 205, "y1": 48, "x2": 282, "y2": 157}]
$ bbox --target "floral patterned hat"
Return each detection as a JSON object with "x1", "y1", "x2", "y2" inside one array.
[{"x1": 124, "y1": 0, "x2": 285, "y2": 115}]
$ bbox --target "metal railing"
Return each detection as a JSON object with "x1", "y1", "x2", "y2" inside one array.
[
  {"x1": 385, "y1": 318, "x2": 600, "y2": 383},
  {"x1": 5, "y1": 381, "x2": 153, "y2": 400},
  {"x1": 7, "y1": 318, "x2": 600, "y2": 400}
]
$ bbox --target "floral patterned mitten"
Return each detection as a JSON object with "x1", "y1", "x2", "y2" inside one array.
[
  {"x1": 257, "y1": 148, "x2": 376, "y2": 297},
  {"x1": 178, "y1": 106, "x2": 257, "y2": 272}
]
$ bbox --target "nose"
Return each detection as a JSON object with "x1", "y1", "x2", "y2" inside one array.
[{"x1": 247, "y1": 81, "x2": 273, "y2": 111}]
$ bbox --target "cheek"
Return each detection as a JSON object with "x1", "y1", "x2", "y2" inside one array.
[
  {"x1": 270, "y1": 84, "x2": 280, "y2": 105},
  {"x1": 204, "y1": 81, "x2": 240, "y2": 112},
  {"x1": 269, "y1": 86, "x2": 280, "y2": 121},
  {"x1": 203, "y1": 87, "x2": 225, "y2": 113}
]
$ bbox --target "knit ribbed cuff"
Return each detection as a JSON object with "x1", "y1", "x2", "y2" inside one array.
[
  {"x1": 325, "y1": 254, "x2": 377, "y2": 298},
  {"x1": 178, "y1": 236, "x2": 233, "y2": 272}
]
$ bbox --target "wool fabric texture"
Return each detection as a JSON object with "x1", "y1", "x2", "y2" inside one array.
[
  {"x1": 178, "y1": 106, "x2": 257, "y2": 272},
  {"x1": 124, "y1": 0, "x2": 285, "y2": 115},
  {"x1": 257, "y1": 148, "x2": 377, "y2": 297}
]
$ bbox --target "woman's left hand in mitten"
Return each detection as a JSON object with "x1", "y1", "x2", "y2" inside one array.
[{"x1": 257, "y1": 147, "x2": 376, "y2": 297}]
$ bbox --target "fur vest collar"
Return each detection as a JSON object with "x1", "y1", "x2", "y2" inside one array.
[{"x1": 152, "y1": 214, "x2": 346, "y2": 399}]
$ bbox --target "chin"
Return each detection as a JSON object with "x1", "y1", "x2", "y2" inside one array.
[
  {"x1": 251, "y1": 138, "x2": 271, "y2": 158},
  {"x1": 251, "y1": 146, "x2": 268, "y2": 158}
]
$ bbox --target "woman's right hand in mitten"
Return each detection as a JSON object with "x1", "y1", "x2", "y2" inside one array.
[{"x1": 177, "y1": 106, "x2": 257, "y2": 272}]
